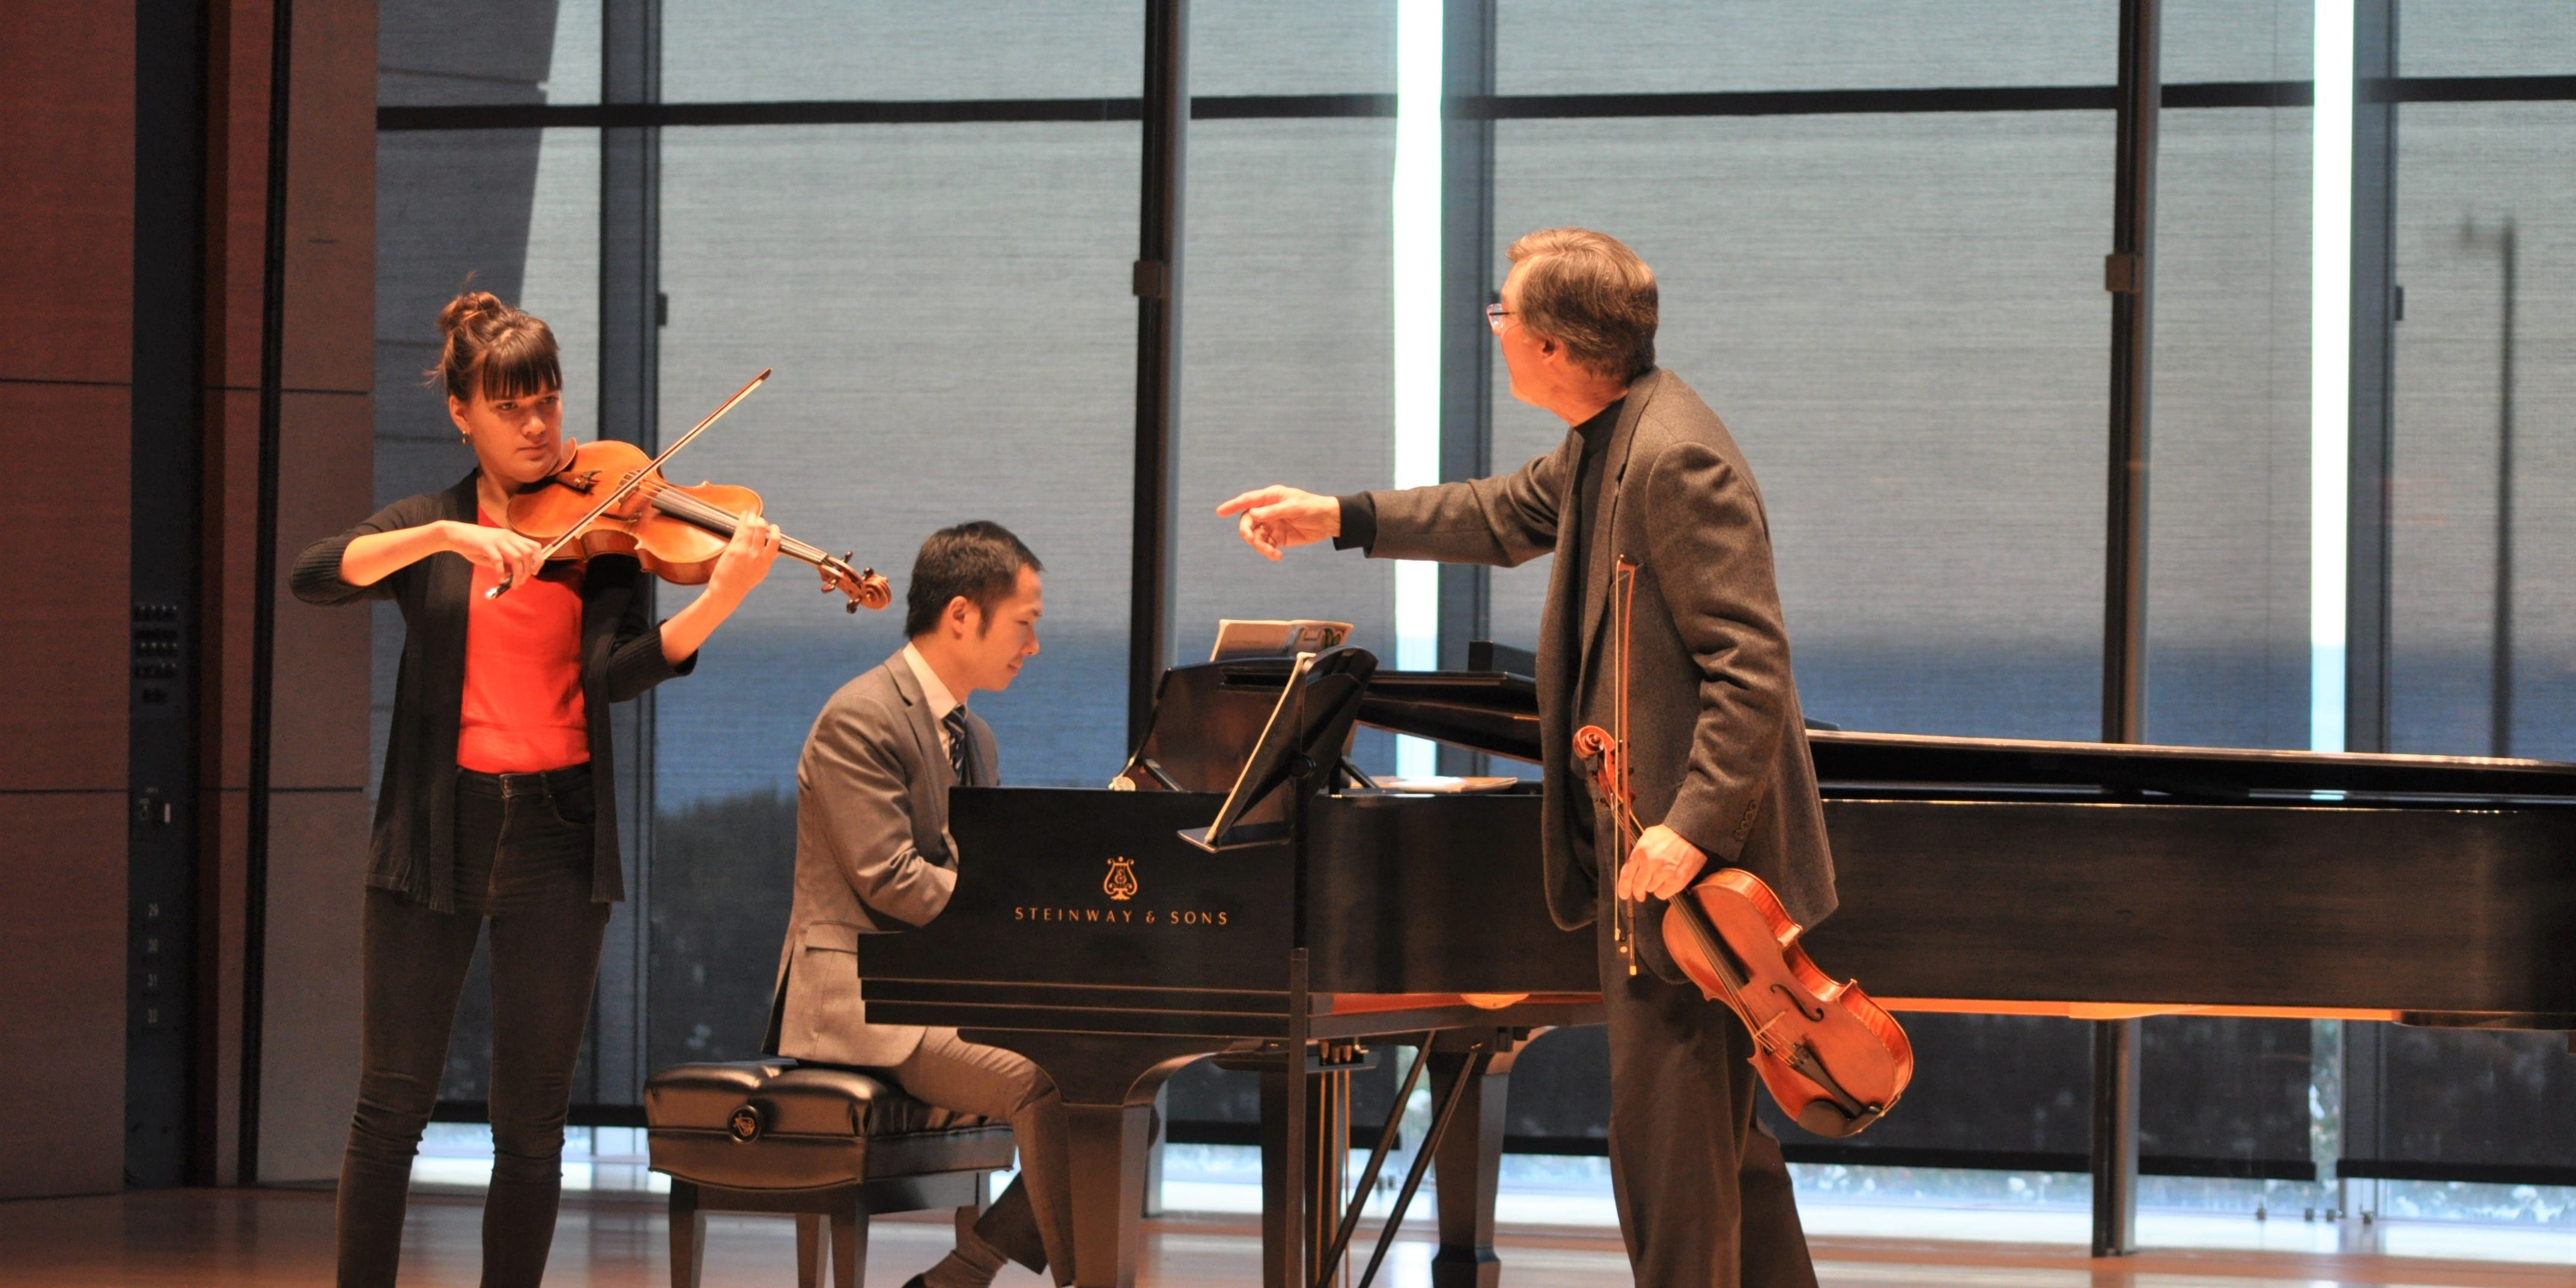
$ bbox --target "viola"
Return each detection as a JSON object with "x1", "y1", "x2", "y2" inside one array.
[
  {"x1": 1662, "y1": 870, "x2": 1914, "y2": 1138},
  {"x1": 1573, "y1": 556, "x2": 1911, "y2": 1138},
  {"x1": 489, "y1": 368, "x2": 891, "y2": 614}
]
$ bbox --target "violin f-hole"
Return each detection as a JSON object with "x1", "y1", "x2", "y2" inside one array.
[{"x1": 1771, "y1": 982, "x2": 1827, "y2": 1023}]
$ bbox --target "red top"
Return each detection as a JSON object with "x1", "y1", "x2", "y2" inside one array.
[{"x1": 458, "y1": 508, "x2": 590, "y2": 773}]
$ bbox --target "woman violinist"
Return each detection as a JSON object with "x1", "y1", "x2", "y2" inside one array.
[{"x1": 292, "y1": 290, "x2": 780, "y2": 1288}]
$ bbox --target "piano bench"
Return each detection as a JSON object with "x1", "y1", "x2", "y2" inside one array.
[{"x1": 645, "y1": 1060, "x2": 1017, "y2": 1288}]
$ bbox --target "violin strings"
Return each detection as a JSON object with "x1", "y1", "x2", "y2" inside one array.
[{"x1": 646, "y1": 488, "x2": 834, "y2": 567}]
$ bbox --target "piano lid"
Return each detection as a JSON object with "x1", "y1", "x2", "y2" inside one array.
[
  {"x1": 1216, "y1": 661, "x2": 2576, "y2": 804},
  {"x1": 1201, "y1": 658, "x2": 1540, "y2": 764}
]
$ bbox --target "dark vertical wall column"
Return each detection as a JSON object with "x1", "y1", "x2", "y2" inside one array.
[
  {"x1": 601, "y1": 1, "x2": 660, "y2": 452},
  {"x1": 2092, "y1": 0, "x2": 2160, "y2": 1259},
  {"x1": 1434, "y1": 0, "x2": 1496, "y2": 777},
  {"x1": 2101, "y1": 0, "x2": 2158, "y2": 747},
  {"x1": 1126, "y1": 0, "x2": 1189, "y2": 746},
  {"x1": 2338, "y1": 0, "x2": 2401, "y2": 1204},
  {"x1": 2345, "y1": 0, "x2": 2399, "y2": 755},
  {"x1": 130, "y1": 0, "x2": 213, "y2": 1190},
  {"x1": 2484, "y1": 217, "x2": 2514, "y2": 758},
  {"x1": 235, "y1": 0, "x2": 296, "y2": 1188},
  {"x1": 595, "y1": 0, "x2": 661, "y2": 1109}
]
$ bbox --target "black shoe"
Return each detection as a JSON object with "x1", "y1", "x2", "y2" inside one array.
[{"x1": 901, "y1": 1276, "x2": 927, "y2": 1288}]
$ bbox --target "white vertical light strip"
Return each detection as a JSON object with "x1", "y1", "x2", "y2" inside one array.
[
  {"x1": 2311, "y1": 2, "x2": 2354, "y2": 753},
  {"x1": 1393, "y1": 0, "x2": 1443, "y2": 777}
]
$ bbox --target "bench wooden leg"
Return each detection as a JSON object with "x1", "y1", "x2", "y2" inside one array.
[
  {"x1": 831, "y1": 1195, "x2": 870, "y2": 1288},
  {"x1": 670, "y1": 1181, "x2": 706, "y2": 1288},
  {"x1": 797, "y1": 1214, "x2": 826, "y2": 1288}
]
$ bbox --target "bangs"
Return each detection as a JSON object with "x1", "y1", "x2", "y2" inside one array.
[{"x1": 475, "y1": 324, "x2": 562, "y2": 401}]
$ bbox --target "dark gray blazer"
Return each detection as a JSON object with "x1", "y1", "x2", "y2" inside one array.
[
  {"x1": 290, "y1": 471, "x2": 693, "y2": 912},
  {"x1": 774, "y1": 650, "x2": 998, "y2": 1068},
  {"x1": 1358, "y1": 368, "x2": 1835, "y2": 968}
]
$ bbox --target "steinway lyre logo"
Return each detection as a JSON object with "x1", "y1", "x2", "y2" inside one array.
[{"x1": 1103, "y1": 855, "x2": 1140, "y2": 902}]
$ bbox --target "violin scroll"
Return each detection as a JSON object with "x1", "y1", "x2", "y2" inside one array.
[
  {"x1": 1572, "y1": 724, "x2": 1620, "y2": 790},
  {"x1": 818, "y1": 553, "x2": 893, "y2": 614}
]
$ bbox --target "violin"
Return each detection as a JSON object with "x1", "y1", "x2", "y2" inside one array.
[
  {"x1": 490, "y1": 368, "x2": 891, "y2": 613},
  {"x1": 1574, "y1": 557, "x2": 1912, "y2": 1139},
  {"x1": 508, "y1": 439, "x2": 890, "y2": 612}
]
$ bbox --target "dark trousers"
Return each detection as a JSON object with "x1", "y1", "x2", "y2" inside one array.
[
  {"x1": 336, "y1": 765, "x2": 610, "y2": 1288},
  {"x1": 1600, "y1": 897, "x2": 1820, "y2": 1288}
]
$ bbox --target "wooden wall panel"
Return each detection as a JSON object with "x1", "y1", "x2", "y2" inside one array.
[
  {"x1": 211, "y1": 0, "x2": 377, "y2": 397},
  {"x1": 0, "y1": 383, "x2": 133, "y2": 791},
  {"x1": 250, "y1": 788, "x2": 370, "y2": 1182},
  {"x1": 0, "y1": 0, "x2": 134, "y2": 1203},
  {"x1": 0, "y1": 4, "x2": 133, "y2": 385},
  {"x1": 272, "y1": 392, "x2": 377, "y2": 789},
  {"x1": 0, "y1": 795, "x2": 129, "y2": 1199},
  {"x1": 206, "y1": 389, "x2": 375, "y2": 793}
]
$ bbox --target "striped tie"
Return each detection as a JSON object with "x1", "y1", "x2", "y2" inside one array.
[{"x1": 943, "y1": 707, "x2": 974, "y2": 786}]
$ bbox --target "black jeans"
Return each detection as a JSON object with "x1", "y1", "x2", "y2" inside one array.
[{"x1": 336, "y1": 764, "x2": 610, "y2": 1288}]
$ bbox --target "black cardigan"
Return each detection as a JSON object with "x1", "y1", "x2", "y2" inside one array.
[{"x1": 292, "y1": 472, "x2": 695, "y2": 911}]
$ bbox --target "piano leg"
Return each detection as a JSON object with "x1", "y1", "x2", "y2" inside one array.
[
  {"x1": 1064, "y1": 1101, "x2": 1159, "y2": 1287},
  {"x1": 964, "y1": 1031, "x2": 1217, "y2": 1288},
  {"x1": 1310, "y1": 1057, "x2": 1351, "y2": 1287},
  {"x1": 1428, "y1": 1034, "x2": 1520, "y2": 1288},
  {"x1": 1257, "y1": 1047, "x2": 1360, "y2": 1288}
]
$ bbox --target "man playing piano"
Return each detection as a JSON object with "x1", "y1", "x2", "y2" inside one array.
[
  {"x1": 1218, "y1": 227, "x2": 1831, "y2": 1287},
  {"x1": 770, "y1": 521, "x2": 1073, "y2": 1288}
]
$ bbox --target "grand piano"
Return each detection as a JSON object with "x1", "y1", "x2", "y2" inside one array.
[{"x1": 859, "y1": 646, "x2": 2576, "y2": 1287}]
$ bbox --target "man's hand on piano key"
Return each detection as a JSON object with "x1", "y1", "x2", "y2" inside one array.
[
  {"x1": 1215, "y1": 484, "x2": 1339, "y2": 560},
  {"x1": 1620, "y1": 824, "x2": 1709, "y2": 902}
]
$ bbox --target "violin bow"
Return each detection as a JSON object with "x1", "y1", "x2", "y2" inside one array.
[
  {"x1": 1572, "y1": 559, "x2": 1644, "y2": 976},
  {"x1": 1609, "y1": 557, "x2": 1638, "y2": 974},
  {"x1": 488, "y1": 367, "x2": 773, "y2": 599}
]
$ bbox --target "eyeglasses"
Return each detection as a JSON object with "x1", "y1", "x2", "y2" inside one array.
[{"x1": 1484, "y1": 303, "x2": 1515, "y2": 335}]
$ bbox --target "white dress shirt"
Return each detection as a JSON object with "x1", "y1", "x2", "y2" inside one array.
[{"x1": 902, "y1": 642, "x2": 964, "y2": 760}]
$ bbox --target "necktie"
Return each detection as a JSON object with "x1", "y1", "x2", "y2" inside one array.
[{"x1": 943, "y1": 706, "x2": 975, "y2": 786}]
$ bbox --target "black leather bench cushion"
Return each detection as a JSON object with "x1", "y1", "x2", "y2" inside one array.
[{"x1": 646, "y1": 1060, "x2": 1017, "y2": 1192}]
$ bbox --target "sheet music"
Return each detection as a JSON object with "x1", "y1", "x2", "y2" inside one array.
[{"x1": 1211, "y1": 619, "x2": 1352, "y2": 662}]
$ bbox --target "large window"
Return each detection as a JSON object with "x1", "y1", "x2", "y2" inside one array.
[
  {"x1": 648, "y1": 115, "x2": 1141, "y2": 1068},
  {"x1": 2347, "y1": 0, "x2": 2576, "y2": 1200},
  {"x1": 371, "y1": 0, "x2": 2576, "y2": 1211},
  {"x1": 1173, "y1": 2, "x2": 1400, "y2": 766},
  {"x1": 2146, "y1": 3, "x2": 2315, "y2": 750}
]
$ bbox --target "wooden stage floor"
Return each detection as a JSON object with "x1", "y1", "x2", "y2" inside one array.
[{"x1": 0, "y1": 1187, "x2": 2568, "y2": 1287}]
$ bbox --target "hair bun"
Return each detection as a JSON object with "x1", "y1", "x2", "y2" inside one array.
[
  {"x1": 437, "y1": 289, "x2": 507, "y2": 339},
  {"x1": 426, "y1": 285, "x2": 562, "y2": 404}
]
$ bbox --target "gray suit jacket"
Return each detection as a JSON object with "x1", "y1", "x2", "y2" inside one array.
[
  {"x1": 773, "y1": 649, "x2": 998, "y2": 1068},
  {"x1": 1362, "y1": 368, "x2": 1836, "y2": 969}
]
